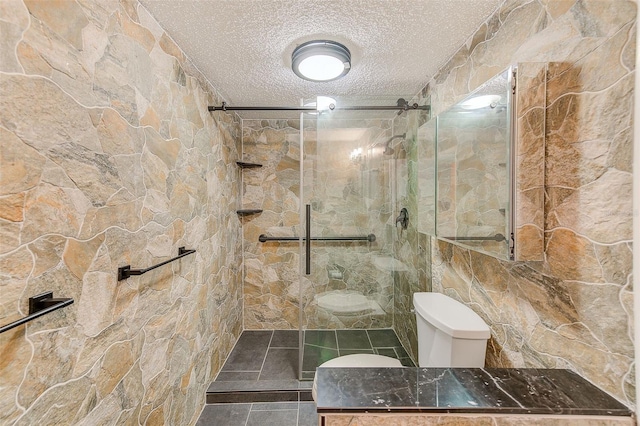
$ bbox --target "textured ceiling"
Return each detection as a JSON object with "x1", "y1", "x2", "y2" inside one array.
[{"x1": 140, "y1": 0, "x2": 504, "y2": 109}]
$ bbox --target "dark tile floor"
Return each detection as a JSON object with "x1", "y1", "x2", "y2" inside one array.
[
  {"x1": 301, "y1": 328, "x2": 414, "y2": 379},
  {"x1": 199, "y1": 329, "x2": 414, "y2": 425},
  {"x1": 197, "y1": 401, "x2": 317, "y2": 426},
  {"x1": 211, "y1": 329, "x2": 413, "y2": 385}
]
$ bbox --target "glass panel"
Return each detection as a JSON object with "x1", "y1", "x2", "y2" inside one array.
[
  {"x1": 299, "y1": 96, "x2": 422, "y2": 379},
  {"x1": 417, "y1": 118, "x2": 436, "y2": 235},
  {"x1": 436, "y1": 68, "x2": 512, "y2": 260}
]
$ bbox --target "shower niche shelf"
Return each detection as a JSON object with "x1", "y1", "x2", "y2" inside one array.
[
  {"x1": 236, "y1": 160, "x2": 263, "y2": 217},
  {"x1": 236, "y1": 209, "x2": 263, "y2": 216},
  {"x1": 236, "y1": 161, "x2": 262, "y2": 169}
]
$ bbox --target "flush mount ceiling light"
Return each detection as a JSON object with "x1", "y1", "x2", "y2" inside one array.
[{"x1": 292, "y1": 40, "x2": 351, "y2": 82}]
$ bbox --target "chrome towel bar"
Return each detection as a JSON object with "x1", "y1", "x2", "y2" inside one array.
[{"x1": 118, "y1": 247, "x2": 196, "y2": 281}]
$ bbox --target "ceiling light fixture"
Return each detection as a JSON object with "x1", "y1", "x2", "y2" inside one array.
[{"x1": 292, "y1": 40, "x2": 351, "y2": 82}]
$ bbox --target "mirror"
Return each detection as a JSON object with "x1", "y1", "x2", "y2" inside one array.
[
  {"x1": 418, "y1": 64, "x2": 546, "y2": 261},
  {"x1": 436, "y1": 68, "x2": 512, "y2": 259}
]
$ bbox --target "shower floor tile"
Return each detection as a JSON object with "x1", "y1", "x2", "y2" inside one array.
[
  {"x1": 303, "y1": 330, "x2": 337, "y2": 349},
  {"x1": 301, "y1": 344, "x2": 339, "y2": 371},
  {"x1": 260, "y1": 348, "x2": 299, "y2": 380},
  {"x1": 301, "y1": 328, "x2": 412, "y2": 378},
  {"x1": 338, "y1": 348, "x2": 374, "y2": 356},
  {"x1": 271, "y1": 330, "x2": 299, "y2": 348},
  {"x1": 375, "y1": 348, "x2": 398, "y2": 358},
  {"x1": 215, "y1": 371, "x2": 261, "y2": 381},
  {"x1": 210, "y1": 328, "x2": 413, "y2": 391},
  {"x1": 336, "y1": 330, "x2": 370, "y2": 350},
  {"x1": 221, "y1": 330, "x2": 272, "y2": 372},
  {"x1": 367, "y1": 329, "x2": 402, "y2": 347}
]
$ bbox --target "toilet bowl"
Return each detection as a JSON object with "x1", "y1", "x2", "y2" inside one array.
[
  {"x1": 413, "y1": 292, "x2": 490, "y2": 367},
  {"x1": 311, "y1": 354, "x2": 402, "y2": 401}
]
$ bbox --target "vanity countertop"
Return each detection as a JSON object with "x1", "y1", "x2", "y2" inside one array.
[{"x1": 315, "y1": 367, "x2": 632, "y2": 416}]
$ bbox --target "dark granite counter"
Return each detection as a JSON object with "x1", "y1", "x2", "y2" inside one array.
[{"x1": 315, "y1": 368, "x2": 632, "y2": 417}]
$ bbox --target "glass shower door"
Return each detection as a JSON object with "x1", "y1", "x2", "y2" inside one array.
[{"x1": 298, "y1": 99, "x2": 404, "y2": 379}]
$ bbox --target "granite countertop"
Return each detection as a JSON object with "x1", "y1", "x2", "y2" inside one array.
[{"x1": 315, "y1": 367, "x2": 632, "y2": 416}]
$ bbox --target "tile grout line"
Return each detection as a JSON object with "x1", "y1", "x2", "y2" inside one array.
[
  {"x1": 244, "y1": 403, "x2": 252, "y2": 426},
  {"x1": 257, "y1": 330, "x2": 275, "y2": 381},
  {"x1": 365, "y1": 329, "x2": 376, "y2": 354}
]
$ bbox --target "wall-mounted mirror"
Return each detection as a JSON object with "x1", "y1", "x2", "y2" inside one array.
[
  {"x1": 436, "y1": 68, "x2": 513, "y2": 259},
  {"x1": 418, "y1": 63, "x2": 546, "y2": 261}
]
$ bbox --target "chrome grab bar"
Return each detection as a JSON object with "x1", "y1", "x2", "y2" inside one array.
[
  {"x1": 261, "y1": 204, "x2": 376, "y2": 275},
  {"x1": 258, "y1": 234, "x2": 376, "y2": 243}
]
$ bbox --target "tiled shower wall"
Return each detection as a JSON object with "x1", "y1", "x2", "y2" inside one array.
[
  {"x1": 422, "y1": 0, "x2": 635, "y2": 406},
  {"x1": 240, "y1": 119, "x2": 303, "y2": 329},
  {"x1": 0, "y1": 1, "x2": 243, "y2": 424}
]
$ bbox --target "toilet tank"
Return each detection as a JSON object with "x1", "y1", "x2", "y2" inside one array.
[{"x1": 413, "y1": 292, "x2": 490, "y2": 368}]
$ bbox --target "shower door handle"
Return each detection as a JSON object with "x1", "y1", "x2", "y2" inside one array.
[{"x1": 305, "y1": 204, "x2": 311, "y2": 275}]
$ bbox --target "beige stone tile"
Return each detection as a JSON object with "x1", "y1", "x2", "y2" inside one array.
[{"x1": 24, "y1": 0, "x2": 90, "y2": 50}]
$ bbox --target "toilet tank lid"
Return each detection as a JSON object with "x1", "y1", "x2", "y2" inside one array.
[{"x1": 413, "y1": 293, "x2": 490, "y2": 339}]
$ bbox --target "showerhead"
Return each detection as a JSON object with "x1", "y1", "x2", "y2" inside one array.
[{"x1": 382, "y1": 133, "x2": 406, "y2": 155}]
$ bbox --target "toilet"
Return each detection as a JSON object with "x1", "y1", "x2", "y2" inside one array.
[
  {"x1": 312, "y1": 293, "x2": 490, "y2": 401},
  {"x1": 312, "y1": 353, "x2": 402, "y2": 401},
  {"x1": 413, "y1": 292, "x2": 490, "y2": 367}
]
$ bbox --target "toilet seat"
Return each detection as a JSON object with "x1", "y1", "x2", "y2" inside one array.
[{"x1": 311, "y1": 354, "x2": 403, "y2": 401}]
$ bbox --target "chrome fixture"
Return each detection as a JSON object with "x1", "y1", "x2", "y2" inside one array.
[
  {"x1": 304, "y1": 96, "x2": 337, "y2": 113},
  {"x1": 396, "y1": 208, "x2": 409, "y2": 230},
  {"x1": 460, "y1": 94, "x2": 501, "y2": 110},
  {"x1": 291, "y1": 40, "x2": 351, "y2": 82},
  {"x1": 382, "y1": 133, "x2": 406, "y2": 155}
]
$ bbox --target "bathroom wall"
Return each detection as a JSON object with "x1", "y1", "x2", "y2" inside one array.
[
  {"x1": 241, "y1": 117, "x2": 398, "y2": 330},
  {"x1": 240, "y1": 119, "x2": 303, "y2": 329},
  {"x1": 421, "y1": 0, "x2": 635, "y2": 405},
  {"x1": 0, "y1": 1, "x2": 243, "y2": 424}
]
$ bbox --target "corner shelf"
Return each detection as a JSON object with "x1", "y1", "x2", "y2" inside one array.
[
  {"x1": 236, "y1": 209, "x2": 263, "y2": 216},
  {"x1": 236, "y1": 161, "x2": 262, "y2": 169},
  {"x1": 237, "y1": 161, "x2": 263, "y2": 217}
]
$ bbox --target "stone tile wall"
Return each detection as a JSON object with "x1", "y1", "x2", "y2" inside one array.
[
  {"x1": 0, "y1": 1, "x2": 242, "y2": 424},
  {"x1": 240, "y1": 119, "x2": 303, "y2": 329},
  {"x1": 423, "y1": 0, "x2": 635, "y2": 406}
]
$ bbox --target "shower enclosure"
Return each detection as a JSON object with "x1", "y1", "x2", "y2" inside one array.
[
  {"x1": 297, "y1": 97, "x2": 427, "y2": 379},
  {"x1": 238, "y1": 97, "x2": 427, "y2": 380}
]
